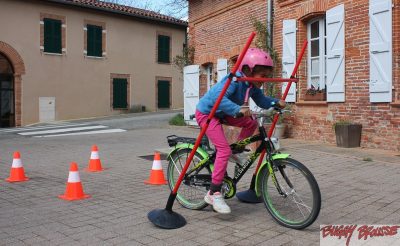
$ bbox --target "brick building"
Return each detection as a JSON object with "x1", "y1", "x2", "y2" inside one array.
[
  {"x1": 0, "y1": 0, "x2": 187, "y2": 127},
  {"x1": 188, "y1": 0, "x2": 400, "y2": 151}
]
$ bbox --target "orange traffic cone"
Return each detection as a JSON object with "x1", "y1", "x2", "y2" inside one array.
[
  {"x1": 144, "y1": 152, "x2": 167, "y2": 185},
  {"x1": 6, "y1": 152, "x2": 29, "y2": 182},
  {"x1": 86, "y1": 145, "x2": 104, "y2": 172},
  {"x1": 59, "y1": 162, "x2": 90, "y2": 201}
]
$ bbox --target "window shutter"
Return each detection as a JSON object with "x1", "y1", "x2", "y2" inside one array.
[
  {"x1": 282, "y1": 19, "x2": 297, "y2": 102},
  {"x1": 44, "y1": 19, "x2": 52, "y2": 52},
  {"x1": 369, "y1": 0, "x2": 392, "y2": 102},
  {"x1": 44, "y1": 18, "x2": 61, "y2": 53},
  {"x1": 183, "y1": 65, "x2": 200, "y2": 125},
  {"x1": 158, "y1": 35, "x2": 170, "y2": 63},
  {"x1": 94, "y1": 26, "x2": 102, "y2": 57},
  {"x1": 157, "y1": 35, "x2": 163, "y2": 62},
  {"x1": 54, "y1": 20, "x2": 62, "y2": 53},
  {"x1": 326, "y1": 4, "x2": 345, "y2": 102},
  {"x1": 87, "y1": 25, "x2": 94, "y2": 56},
  {"x1": 217, "y1": 58, "x2": 228, "y2": 82},
  {"x1": 87, "y1": 25, "x2": 102, "y2": 57},
  {"x1": 166, "y1": 36, "x2": 171, "y2": 62},
  {"x1": 113, "y1": 78, "x2": 128, "y2": 108}
]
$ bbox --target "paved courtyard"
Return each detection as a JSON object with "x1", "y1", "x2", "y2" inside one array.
[{"x1": 0, "y1": 124, "x2": 399, "y2": 245}]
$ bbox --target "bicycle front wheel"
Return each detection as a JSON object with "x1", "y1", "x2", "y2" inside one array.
[
  {"x1": 260, "y1": 158, "x2": 321, "y2": 229},
  {"x1": 167, "y1": 148, "x2": 210, "y2": 210}
]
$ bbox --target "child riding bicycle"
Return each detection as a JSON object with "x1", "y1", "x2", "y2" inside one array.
[{"x1": 195, "y1": 48, "x2": 286, "y2": 214}]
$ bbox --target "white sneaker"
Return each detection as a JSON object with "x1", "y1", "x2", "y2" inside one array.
[{"x1": 204, "y1": 191, "x2": 231, "y2": 214}]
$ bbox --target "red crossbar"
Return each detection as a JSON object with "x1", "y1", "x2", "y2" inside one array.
[{"x1": 235, "y1": 77, "x2": 299, "y2": 83}]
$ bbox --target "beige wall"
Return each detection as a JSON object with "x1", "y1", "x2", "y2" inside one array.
[{"x1": 0, "y1": 0, "x2": 186, "y2": 125}]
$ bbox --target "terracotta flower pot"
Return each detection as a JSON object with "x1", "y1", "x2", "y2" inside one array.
[{"x1": 304, "y1": 93, "x2": 326, "y2": 101}]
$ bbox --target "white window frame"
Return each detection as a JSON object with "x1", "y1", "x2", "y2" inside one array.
[{"x1": 307, "y1": 17, "x2": 327, "y2": 91}]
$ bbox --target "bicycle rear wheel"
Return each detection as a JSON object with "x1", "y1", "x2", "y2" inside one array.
[
  {"x1": 260, "y1": 158, "x2": 321, "y2": 229},
  {"x1": 167, "y1": 148, "x2": 210, "y2": 210}
]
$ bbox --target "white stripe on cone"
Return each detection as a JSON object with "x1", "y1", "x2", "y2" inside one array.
[
  {"x1": 90, "y1": 151, "x2": 99, "y2": 159},
  {"x1": 12, "y1": 159, "x2": 23, "y2": 168},
  {"x1": 68, "y1": 171, "x2": 80, "y2": 183},
  {"x1": 152, "y1": 160, "x2": 162, "y2": 170}
]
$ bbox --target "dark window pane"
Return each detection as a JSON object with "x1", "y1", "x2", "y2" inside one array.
[
  {"x1": 0, "y1": 81, "x2": 12, "y2": 89},
  {"x1": 311, "y1": 21, "x2": 319, "y2": 39},
  {"x1": 311, "y1": 40, "x2": 319, "y2": 57},
  {"x1": 311, "y1": 58, "x2": 320, "y2": 75}
]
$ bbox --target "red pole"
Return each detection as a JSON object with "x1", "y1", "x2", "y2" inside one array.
[
  {"x1": 253, "y1": 40, "x2": 308, "y2": 175},
  {"x1": 171, "y1": 32, "x2": 256, "y2": 195}
]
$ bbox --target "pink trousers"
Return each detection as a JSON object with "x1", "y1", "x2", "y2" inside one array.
[{"x1": 195, "y1": 110, "x2": 257, "y2": 184}]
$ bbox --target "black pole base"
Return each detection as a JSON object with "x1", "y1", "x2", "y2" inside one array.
[
  {"x1": 148, "y1": 209, "x2": 186, "y2": 229},
  {"x1": 236, "y1": 189, "x2": 262, "y2": 203}
]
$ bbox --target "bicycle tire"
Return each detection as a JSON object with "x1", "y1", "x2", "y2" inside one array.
[
  {"x1": 260, "y1": 158, "x2": 321, "y2": 229},
  {"x1": 167, "y1": 148, "x2": 210, "y2": 210}
]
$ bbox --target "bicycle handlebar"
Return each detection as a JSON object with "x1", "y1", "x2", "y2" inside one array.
[
  {"x1": 234, "y1": 106, "x2": 290, "y2": 119},
  {"x1": 252, "y1": 107, "x2": 291, "y2": 118},
  {"x1": 190, "y1": 106, "x2": 290, "y2": 120}
]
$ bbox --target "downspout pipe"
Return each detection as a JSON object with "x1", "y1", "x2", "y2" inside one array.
[{"x1": 267, "y1": 0, "x2": 273, "y2": 48}]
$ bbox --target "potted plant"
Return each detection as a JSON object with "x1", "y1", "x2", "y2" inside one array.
[
  {"x1": 333, "y1": 120, "x2": 362, "y2": 148},
  {"x1": 305, "y1": 85, "x2": 326, "y2": 101}
]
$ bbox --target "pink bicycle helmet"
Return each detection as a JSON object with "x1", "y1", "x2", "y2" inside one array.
[{"x1": 239, "y1": 48, "x2": 273, "y2": 72}]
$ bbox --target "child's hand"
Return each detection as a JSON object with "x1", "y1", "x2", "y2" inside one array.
[
  {"x1": 239, "y1": 107, "x2": 252, "y2": 117},
  {"x1": 277, "y1": 100, "x2": 286, "y2": 109}
]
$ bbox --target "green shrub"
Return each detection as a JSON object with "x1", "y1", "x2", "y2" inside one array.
[
  {"x1": 332, "y1": 119, "x2": 353, "y2": 130},
  {"x1": 169, "y1": 114, "x2": 186, "y2": 126}
]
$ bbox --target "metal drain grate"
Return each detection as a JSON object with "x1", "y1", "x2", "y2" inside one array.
[{"x1": 138, "y1": 154, "x2": 167, "y2": 161}]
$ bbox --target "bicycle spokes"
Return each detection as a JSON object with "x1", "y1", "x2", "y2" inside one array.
[
  {"x1": 267, "y1": 162, "x2": 286, "y2": 197},
  {"x1": 261, "y1": 159, "x2": 320, "y2": 228},
  {"x1": 167, "y1": 148, "x2": 211, "y2": 210}
]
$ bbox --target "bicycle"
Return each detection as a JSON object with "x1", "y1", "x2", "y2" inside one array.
[{"x1": 165, "y1": 107, "x2": 321, "y2": 229}]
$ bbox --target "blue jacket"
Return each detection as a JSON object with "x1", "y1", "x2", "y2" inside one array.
[{"x1": 196, "y1": 72, "x2": 279, "y2": 118}]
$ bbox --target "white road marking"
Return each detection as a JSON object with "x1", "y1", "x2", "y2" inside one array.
[
  {"x1": 33, "y1": 129, "x2": 126, "y2": 138},
  {"x1": 18, "y1": 125, "x2": 108, "y2": 135}
]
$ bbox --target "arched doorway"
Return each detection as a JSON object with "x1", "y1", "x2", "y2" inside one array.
[{"x1": 0, "y1": 53, "x2": 15, "y2": 127}]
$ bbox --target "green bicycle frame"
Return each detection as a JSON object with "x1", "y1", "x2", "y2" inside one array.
[
  {"x1": 168, "y1": 129, "x2": 291, "y2": 198},
  {"x1": 167, "y1": 143, "x2": 213, "y2": 173}
]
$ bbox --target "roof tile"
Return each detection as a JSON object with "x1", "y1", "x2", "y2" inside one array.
[{"x1": 49, "y1": 0, "x2": 187, "y2": 26}]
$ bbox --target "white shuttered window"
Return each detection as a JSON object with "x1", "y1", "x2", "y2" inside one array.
[
  {"x1": 369, "y1": 0, "x2": 392, "y2": 102},
  {"x1": 282, "y1": 19, "x2": 297, "y2": 102},
  {"x1": 326, "y1": 4, "x2": 345, "y2": 102}
]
